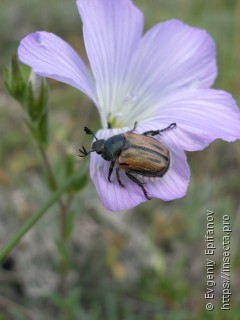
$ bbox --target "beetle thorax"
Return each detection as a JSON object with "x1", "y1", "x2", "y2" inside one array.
[{"x1": 101, "y1": 133, "x2": 125, "y2": 161}]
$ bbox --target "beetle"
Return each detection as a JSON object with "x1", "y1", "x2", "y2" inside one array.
[{"x1": 79, "y1": 122, "x2": 176, "y2": 200}]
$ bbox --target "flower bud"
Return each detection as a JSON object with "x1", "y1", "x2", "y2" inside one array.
[
  {"x1": 3, "y1": 54, "x2": 26, "y2": 103},
  {"x1": 25, "y1": 71, "x2": 49, "y2": 145},
  {"x1": 25, "y1": 71, "x2": 48, "y2": 122}
]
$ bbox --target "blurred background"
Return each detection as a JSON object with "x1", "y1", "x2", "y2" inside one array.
[{"x1": 0, "y1": 0, "x2": 240, "y2": 319}]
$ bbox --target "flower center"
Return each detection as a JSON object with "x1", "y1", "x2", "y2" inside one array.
[
  {"x1": 107, "y1": 112, "x2": 123, "y2": 128},
  {"x1": 107, "y1": 92, "x2": 140, "y2": 128}
]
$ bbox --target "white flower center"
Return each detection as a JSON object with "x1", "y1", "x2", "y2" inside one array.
[{"x1": 107, "y1": 91, "x2": 142, "y2": 128}]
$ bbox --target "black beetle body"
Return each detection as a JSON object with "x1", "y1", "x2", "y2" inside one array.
[{"x1": 79, "y1": 123, "x2": 176, "y2": 200}]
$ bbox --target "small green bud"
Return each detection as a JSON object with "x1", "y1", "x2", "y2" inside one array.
[
  {"x1": 25, "y1": 71, "x2": 48, "y2": 121},
  {"x1": 25, "y1": 71, "x2": 49, "y2": 145},
  {"x1": 3, "y1": 54, "x2": 26, "y2": 103}
]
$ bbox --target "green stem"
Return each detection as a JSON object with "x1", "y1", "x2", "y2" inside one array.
[
  {"x1": 37, "y1": 143, "x2": 70, "y2": 295},
  {"x1": 38, "y1": 143, "x2": 66, "y2": 212},
  {"x1": 0, "y1": 174, "x2": 77, "y2": 262},
  {"x1": 59, "y1": 194, "x2": 73, "y2": 296}
]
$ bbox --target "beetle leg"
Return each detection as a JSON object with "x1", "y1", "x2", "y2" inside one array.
[
  {"x1": 116, "y1": 167, "x2": 125, "y2": 188},
  {"x1": 129, "y1": 121, "x2": 138, "y2": 133},
  {"x1": 108, "y1": 161, "x2": 115, "y2": 183},
  {"x1": 78, "y1": 145, "x2": 92, "y2": 157},
  {"x1": 143, "y1": 123, "x2": 176, "y2": 137},
  {"x1": 125, "y1": 171, "x2": 151, "y2": 200}
]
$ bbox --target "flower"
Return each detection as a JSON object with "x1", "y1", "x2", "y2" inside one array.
[{"x1": 18, "y1": 0, "x2": 240, "y2": 211}]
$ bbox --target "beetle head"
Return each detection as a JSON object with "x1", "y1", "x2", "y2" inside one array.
[
  {"x1": 91, "y1": 139, "x2": 105, "y2": 154},
  {"x1": 78, "y1": 127, "x2": 105, "y2": 157}
]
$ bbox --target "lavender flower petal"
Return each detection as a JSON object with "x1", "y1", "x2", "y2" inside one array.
[
  {"x1": 18, "y1": 31, "x2": 97, "y2": 104},
  {"x1": 122, "y1": 20, "x2": 217, "y2": 124},
  {"x1": 142, "y1": 89, "x2": 240, "y2": 151},
  {"x1": 77, "y1": 0, "x2": 143, "y2": 118},
  {"x1": 146, "y1": 139, "x2": 190, "y2": 201}
]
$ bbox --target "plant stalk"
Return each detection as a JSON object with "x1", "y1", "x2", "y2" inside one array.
[{"x1": 0, "y1": 174, "x2": 76, "y2": 262}]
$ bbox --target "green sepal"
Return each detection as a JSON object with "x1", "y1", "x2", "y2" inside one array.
[
  {"x1": 24, "y1": 77, "x2": 49, "y2": 145},
  {"x1": 25, "y1": 77, "x2": 48, "y2": 122},
  {"x1": 3, "y1": 54, "x2": 27, "y2": 103}
]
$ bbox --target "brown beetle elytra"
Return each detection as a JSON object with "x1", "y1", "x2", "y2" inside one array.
[{"x1": 79, "y1": 122, "x2": 176, "y2": 200}]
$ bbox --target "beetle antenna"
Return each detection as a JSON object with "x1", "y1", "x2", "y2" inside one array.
[
  {"x1": 160, "y1": 123, "x2": 176, "y2": 133},
  {"x1": 84, "y1": 127, "x2": 99, "y2": 140},
  {"x1": 78, "y1": 146, "x2": 92, "y2": 157}
]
